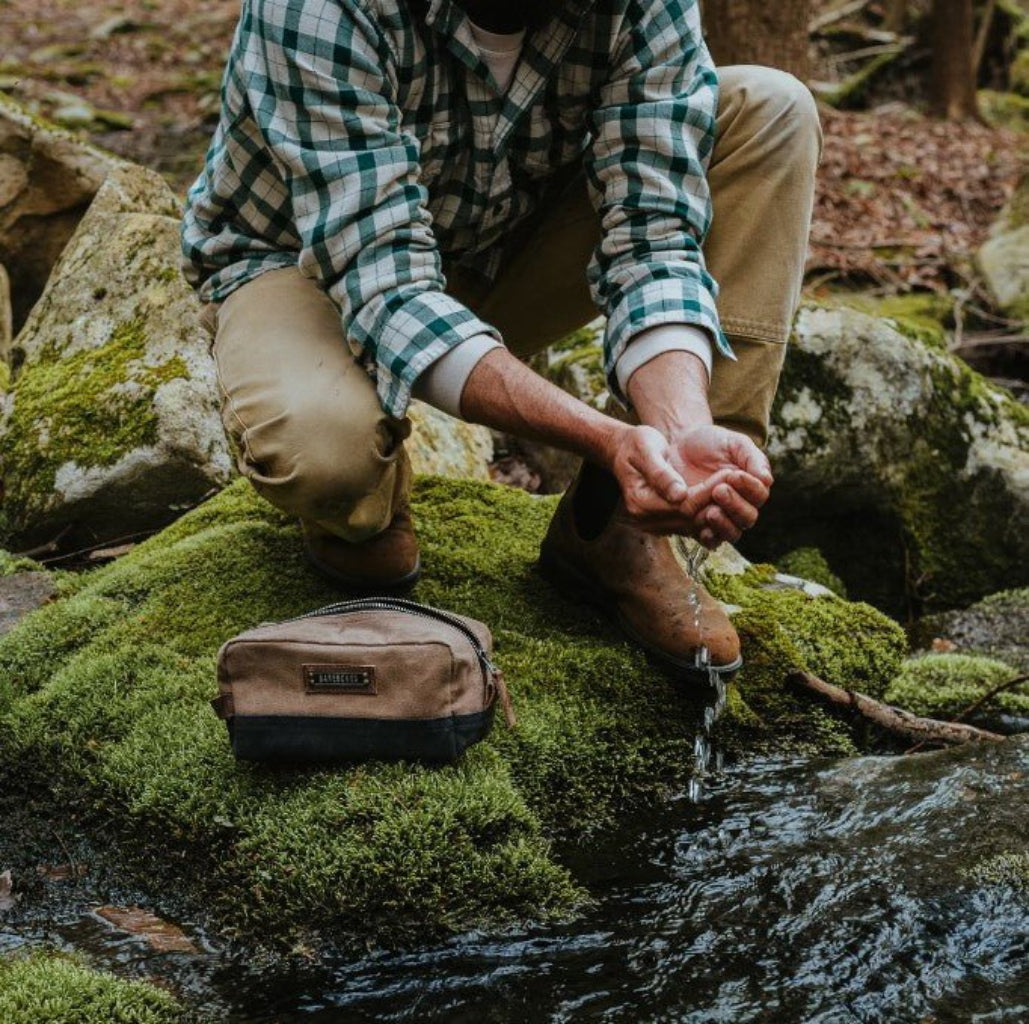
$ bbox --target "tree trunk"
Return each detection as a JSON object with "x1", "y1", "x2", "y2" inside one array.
[
  {"x1": 929, "y1": 0, "x2": 980, "y2": 119},
  {"x1": 702, "y1": 0, "x2": 812, "y2": 80}
]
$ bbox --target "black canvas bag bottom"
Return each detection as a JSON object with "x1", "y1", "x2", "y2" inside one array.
[{"x1": 228, "y1": 709, "x2": 495, "y2": 764}]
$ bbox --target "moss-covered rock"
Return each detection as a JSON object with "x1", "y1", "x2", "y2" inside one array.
[
  {"x1": 917, "y1": 587, "x2": 1029, "y2": 672},
  {"x1": 0, "y1": 475, "x2": 907, "y2": 946},
  {"x1": 980, "y1": 89, "x2": 1029, "y2": 135},
  {"x1": 0, "y1": 163, "x2": 233, "y2": 549},
  {"x1": 0, "y1": 951, "x2": 183, "y2": 1023},
  {"x1": 747, "y1": 304, "x2": 1029, "y2": 614},
  {"x1": 776, "y1": 547, "x2": 848, "y2": 598},
  {"x1": 884, "y1": 653, "x2": 1027, "y2": 719}
]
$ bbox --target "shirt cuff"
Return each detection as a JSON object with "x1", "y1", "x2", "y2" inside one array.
[
  {"x1": 411, "y1": 333, "x2": 504, "y2": 419},
  {"x1": 615, "y1": 324, "x2": 714, "y2": 398}
]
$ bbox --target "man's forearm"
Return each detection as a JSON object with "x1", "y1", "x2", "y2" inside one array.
[{"x1": 459, "y1": 347, "x2": 628, "y2": 469}]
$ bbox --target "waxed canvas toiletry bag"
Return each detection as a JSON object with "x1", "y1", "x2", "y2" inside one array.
[{"x1": 211, "y1": 597, "x2": 515, "y2": 764}]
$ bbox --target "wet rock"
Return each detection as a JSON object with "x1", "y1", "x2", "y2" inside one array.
[
  {"x1": 0, "y1": 572, "x2": 56, "y2": 636},
  {"x1": 0, "y1": 476, "x2": 906, "y2": 947},
  {"x1": 0, "y1": 162, "x2": 233, "y2": 549},
  {"x1": 748, "y1": 304, "x2": 1029, "y2": 614},
  {"x1": 0, "y1": 94, "x2": 119, "y2": 336}
]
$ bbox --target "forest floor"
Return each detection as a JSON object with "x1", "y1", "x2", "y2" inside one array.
[{"x1": 2, "y1": 0, "x2": 1025, "y2": 307}]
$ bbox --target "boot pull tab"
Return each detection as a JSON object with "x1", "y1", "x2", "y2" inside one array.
[{"x1": 492, "y1": 667, "x2": 517, "y2": 729}]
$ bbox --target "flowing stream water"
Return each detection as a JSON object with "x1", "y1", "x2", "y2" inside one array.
[{"x1": 2, "y1": 738, "x2": 1026, "y2": 1022}]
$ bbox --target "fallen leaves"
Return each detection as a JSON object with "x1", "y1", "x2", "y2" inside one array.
[
  {"x1": 809, "y1": 106, "x2": 1025, "y2": 291},
  {"x1": 93, "y1": 905, "x2": 199, "y2": 954}
]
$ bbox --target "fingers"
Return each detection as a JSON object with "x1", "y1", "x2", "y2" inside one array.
[
  {"x1": 628, "y1": 430, "x2": 688, "y2": 504},
  {"x1": 729, "y1": 434, "x2": 774, "y2": 487},
  {"x1": 712, "y1": 481, "x2": 760, "y2": 532},
  {"x1": 703, "y1": 504, "x2": 742, "y2": 544}
]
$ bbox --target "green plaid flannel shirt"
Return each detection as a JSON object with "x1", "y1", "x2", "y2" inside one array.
[{"x1": 180, "y1": 0, "x2": 733, "y2": 418}]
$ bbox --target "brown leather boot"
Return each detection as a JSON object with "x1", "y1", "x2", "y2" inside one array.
[
  {"x1": 538, "y1": 461, "x2": 742, "y2": 677},
  {"x1": 301, "y1": 505, "x2": 421, "y2": 593}
]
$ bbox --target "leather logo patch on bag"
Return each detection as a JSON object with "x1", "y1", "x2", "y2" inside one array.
[{"x1": 303, "y1": 664, "x2": 376, "y2": 695}]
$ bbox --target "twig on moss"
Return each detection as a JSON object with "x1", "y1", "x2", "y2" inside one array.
[
  {"x1": 788, "y1": 669, "x2": 1005, "y2": 748},
  {"x1": 952, "y1": 674, "x2": 1029, "y2": 725}
]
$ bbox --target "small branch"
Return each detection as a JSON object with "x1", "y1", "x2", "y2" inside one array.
[
  {"x1": 973, "y1": 0, "x2": 997, "y2": 79},
  {"x1": 810, "y1": 0, "x2": 869, "y2": 35},
  {"x1": 789, "y1": 670, "x2": 1004, "y2": 747},
  {"x1": 952, "y1": 674, "x2": 1029, "y2": 725},
  {"x1": 14, "y1": 524, "x2": 74, "y2": 560}
]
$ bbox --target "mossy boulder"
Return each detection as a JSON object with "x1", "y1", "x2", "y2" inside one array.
[
  {"x1": 884, "y1": 652, "x2": 1027, "y2": 720},
  {"x1": 776, "y1": 547, "x2": 848, "y2": 598},
  {"x1": 917, "y1": 587, "x2": 1029, "y2": 673},
  {"x1": 0, "y1": 163, "x2": 234, "y2": 549},
  {"x1": 0, "y1": 475, "x2": 906, "y2": 947},
  {"x1": 0, "y1": 93, "x2": 120, "y2": 341},
  {"x1": 0, "y1": 951, "x2": 184, "y2": 1023},
  {"x1": 746, "y1": 304, "x2": 1029, "y2": 614}
]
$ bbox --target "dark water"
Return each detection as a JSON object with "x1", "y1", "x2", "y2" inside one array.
[{"x1": 3, "y1": 739, "x2": 1028, "y2": 1022}]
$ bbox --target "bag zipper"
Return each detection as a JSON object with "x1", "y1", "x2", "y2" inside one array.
[{"x1": 281, "y1": 596, "x2": 516, "y2": 728}]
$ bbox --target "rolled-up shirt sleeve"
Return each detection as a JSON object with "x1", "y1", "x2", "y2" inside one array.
[
  {"x1": 245, "y1": 0, "x2": 501, "y2": 419},
  {"x1": 584, "y1": 0, "x2": 735, "y2": 408}
]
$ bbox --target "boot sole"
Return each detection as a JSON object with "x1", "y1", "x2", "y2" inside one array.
[
  {"x1": 303, "y1": 545, "x2": 422, "y2": 596},
  {"x1": 537, "y1": 543, "x2": 743, "y2": 683}
]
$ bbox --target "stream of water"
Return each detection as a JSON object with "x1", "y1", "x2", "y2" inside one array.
[{"x1": 3, "y1": 738, "x2": 1026, "y2": 1022}]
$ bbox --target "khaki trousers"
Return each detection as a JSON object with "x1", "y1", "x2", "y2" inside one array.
[{"x1": 206, "y1": 65, "x2": 822, "y2": 542}]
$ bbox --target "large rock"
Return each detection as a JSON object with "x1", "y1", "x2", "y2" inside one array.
[
  {"x1": 0, "y1": 94, "x2": 119, "y2": 341},
  {"x1": 0, "y1": 163, "x2": 233, "y2": 549},
  {"x1": 407, "y1": 400, "x2": 492, "y2": 479},
  {"x1": 978, "y1": 175, "x2": 1029, "y2": 322},
  {"x1": 0, "y1": 475, "x2": 906, "y2": 948},
  {"x1": 747, "y1": 304, "x2": 1029, "y2": 613}
]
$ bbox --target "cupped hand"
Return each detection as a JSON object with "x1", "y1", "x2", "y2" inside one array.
[
  {"x1": 608, "y1": 424, "x2": 745, "y2": 537},
  {"x1": 667, "y1": 424, "x2": 773, "y2": 547}
]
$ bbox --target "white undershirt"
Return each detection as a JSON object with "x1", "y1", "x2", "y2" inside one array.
[{"x1": 412, "y1": 18, "x2": 714, "y2": 419}]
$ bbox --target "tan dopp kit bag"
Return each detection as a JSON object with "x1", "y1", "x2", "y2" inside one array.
[{"x1": 212, "y1": 597, "x2": 515, "y2": 764}]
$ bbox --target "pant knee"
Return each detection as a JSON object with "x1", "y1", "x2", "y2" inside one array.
[
  {"x1": 234, "y1": 401, "x2": 406, "y2": 530},
  {"x1": 718, "y1": 64, "x2": 823, "y2": 166}
]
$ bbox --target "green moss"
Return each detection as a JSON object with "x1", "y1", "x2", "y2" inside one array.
[
  {"x1": 979, "y1": 89, "x2": 1029, "y2": 133},
  {"x1": 776, "y1": 548, "x2": 848, "y2": 598},
  {"x1": 0, "y1": 358, "x2": 9, "y2": 394},
  {"x1": 0, "y1": 549, "x2": 43, "y2": 577},
  {"x1": 0, "y1": 477, "x2": 910, "y2": 945},
  {"x1": 1, "y1": 319, "x2": 189, "y2": 524},
  {"x1": 707, "y1": 568, "x2": 907, "y2": 755},
  {"x1": 962, "y1": 852, "x2": 1029, "y2": 891},
  {"x1": 884, "y1": 653, "x2": 1027, "y2": 719},
  {"x1": 0, "y1": 952, "x2": 183, "y2": 1023},
  {"x1": 817, "y1": 291, "x2": 953, "y2": 351}
]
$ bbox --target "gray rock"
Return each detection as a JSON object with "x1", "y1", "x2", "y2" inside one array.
[
  {"x1": 0, "y1": 572, "x2": 56, "y2": 636},
  {"x1": 0, "y1": 93, "x2": 120, "y2": 340},
  {"x1": 978, "y1": 176, "x2": 1029, "y2": 322},
  {"x1": 748, "y1": 305, "x2": 1029, "y2": 613},
  {"x1": 917, "y1": 587, "x2": 1029, "y2": 673},
  {"x1": 0, "y1": 162, "x2": 233, "y2": 548}
]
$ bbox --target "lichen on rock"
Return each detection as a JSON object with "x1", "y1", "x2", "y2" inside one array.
[{"x1": 0, "y1": 475, "x2": 908, "y2": 947}]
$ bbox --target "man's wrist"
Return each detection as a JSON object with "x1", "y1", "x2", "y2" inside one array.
[{"x1": 626, "y1": 349, "x2": 713, "y2": 437}]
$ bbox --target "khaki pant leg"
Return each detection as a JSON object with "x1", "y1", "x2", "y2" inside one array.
[
  {"x1": 705, "y1": 65, "x2": 823, "y2": 446},
  {"x1": 208, "y1": 266, "x2": 411, "y2": 543}
]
